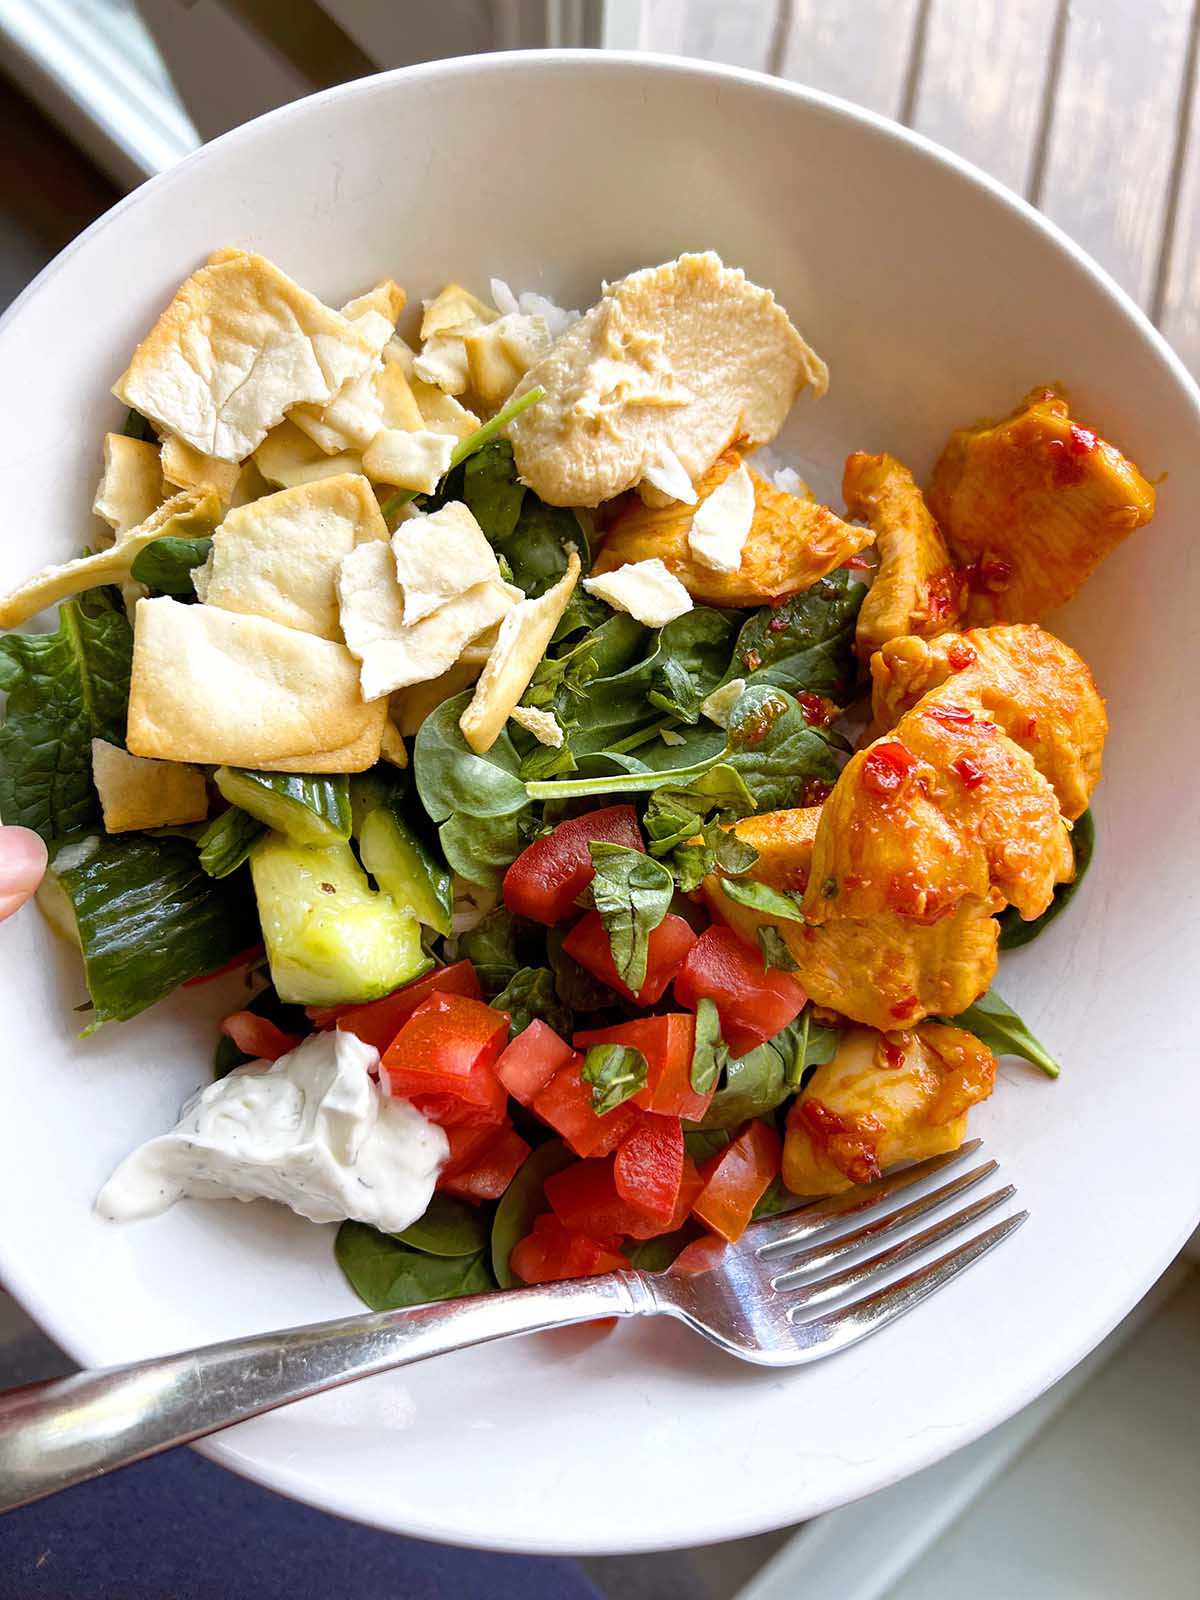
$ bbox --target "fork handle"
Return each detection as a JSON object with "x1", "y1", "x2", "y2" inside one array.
[{"x1": 0, "y1": 1272, "x2": 654, "y2": 1514}]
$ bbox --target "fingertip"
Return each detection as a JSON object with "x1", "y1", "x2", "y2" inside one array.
[{"x1": 0, "y1": 825, "x2": 48, "y2": 896}]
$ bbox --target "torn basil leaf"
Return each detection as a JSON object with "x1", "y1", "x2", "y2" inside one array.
[
  {"x1": 719, "y1": 876, "x2": 806, "y2": 922},
  {"x1": 756, "y1": 925, "x2": 799, "y2": 972},
  {"x1": 491, "y1": 965, "x2": 573, "y2": 1038},
  {"x1": 581, "y1": 1041, "x2": 648, "y2": 1115},
  {"x1": 952, "y1": 990, "x2": 1060, "y2": 1079},
  {"x1": 587, "y1": 841, "x2": 673, "y2": 993},
  {"x1": 690, "y1": 997, "x2": 729, "y2": 1096}
]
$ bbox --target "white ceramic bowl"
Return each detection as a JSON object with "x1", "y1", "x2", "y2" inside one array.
[{"x1": 1, "y1": 52, "x2": 1198, "y2": 1555}]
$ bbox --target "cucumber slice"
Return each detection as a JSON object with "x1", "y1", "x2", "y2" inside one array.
[
  {"x1": 215, "y1": 768, "x2": 351, "y2": 847},
  {"x1": 251, "y1": 834, "x2": 430, "y2": 1006},
  {"x1": 359, "y1": 799, "x2": 454, "y2": 936},
  {"x1": 198, "y1": 806, "x2": 266, "y2": 879},
  {"x1": 349, "y1": 770, "x2": 397, "y2": 837}
]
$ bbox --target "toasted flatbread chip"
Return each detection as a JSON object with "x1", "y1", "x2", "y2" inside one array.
[
  {"x1": 198, "y1": 473, "x2": 387, "y2": 639},
  {"x1": 93, "y1": 434, "x2": 162, "y2": 543},
  {"x1": 460, "y1": 552, "x2": 581, "y2": 754},
  {"x1": 254, "y1": 420, "x2": 364, "y2": 489},
  {"x1": 337, "y1": 540, "x2": 515, "y2": 701},
  {"x1": 390, "y1": 501, "x2": 500, "y2": 624},
  {"x1": 342, "y1": 280, "x2": 407, "y2": 325},
  {"x1": 260, "y1": 722, "x2": 384, "y2": 774},
  {"x1": 410, "y1": 378, "x2": 480, "y2": 441},
  {"x1": 462, "y1": 314, "x2": 551, "y2": 410},
  {"x1": 229, "y1": 458, "x2": 272, "y2": 509},
  {"x1": 91, "y1": 738, "x2": 209, "y2": 832},
  {"x1": 379, "y1": 718, "x2": 409, "y2": 769},
  {"x1": 389, "y1": 663, "x2": 482, "y2": 737},
  {"x1": 113, "y1": 248, "x2": 379, "y2": 462},
  {"x1": 127, "y1": 596, "x2": 384, "y2": 767},
  {"x1": 363, "y1": 427, "x2": 455, "y2": 495},
  {"x1": 420, "y1": 283, "x2": 496, "y2": 340},
  {"x1": 288, "y1": 283, "x2": 407, "y2": 455},
  {"x1": 0, "y1": 489, "x2": 219, "y2": 629},
  {"x1": 160, "y1": 434, "x2": 240, "y2": 506}
]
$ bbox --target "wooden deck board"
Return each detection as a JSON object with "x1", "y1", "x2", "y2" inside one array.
[{"x1": 779, "y1": 0, "x2": 924, "y2": 120}]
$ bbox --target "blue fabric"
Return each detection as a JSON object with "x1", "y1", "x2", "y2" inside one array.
[{"x1": 0, "y1": 1446, "x2": 602, "y2": 1599}]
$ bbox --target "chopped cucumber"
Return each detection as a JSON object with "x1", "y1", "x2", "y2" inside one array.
[
  {"x1": 349, "y1": 770, "x2": 397, "y2": 837},
  {"x1": 198, "y1": 805, "x2": 265, "y2": 878},
  {"x1": 250, "y1": 834, "x2": 430, "y2": 1006},
  {"x1": 359, "y1": 798, "x2": 454, "y2": 936},
  {"x1": 215, "y1": 768, "x2": 351, "y2": 847}
]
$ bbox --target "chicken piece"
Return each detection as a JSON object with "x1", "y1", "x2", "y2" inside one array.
[
  {"x1": 927, "y1": 385, "x2": 1156, "y2": 623},
  {"x1": 701, "y1": 808, "x2": 999, "y2": 1031},
  {"x1": 869, "y1": 623, "x2": 1106, "y2": 819},
  {"x1": 782, "y1": 1023, "x2": 996, "y2": 1195},
  {"x1": 843, "y1": 451, "x2": 965, "y2": 658},
  {"x1": 593, "y1": 447, "x2": 872, "y2": 607},
  {"x1": 806, "y1": 706, "x2": 1074, "y2": 926}
]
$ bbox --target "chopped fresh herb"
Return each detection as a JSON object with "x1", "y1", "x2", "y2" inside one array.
[{"x1": 581, "y1": 1041, "x2": 648, "y2": 1115}]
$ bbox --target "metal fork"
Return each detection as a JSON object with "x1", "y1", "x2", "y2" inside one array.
[{"x1": 0, "y1": 1140, "x2": 1023, "y2": 1513}]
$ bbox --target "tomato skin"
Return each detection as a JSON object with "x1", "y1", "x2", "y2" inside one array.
[
  {"x1": 562, "y1": 911, "x2": 698, "y2": 1005},
  {"x1": 574, "y1": 1014, "x2": 713, "y2": 1122},
  {"x1": 438, "y1": 1122, "x2": 530, "y2": 1202},
  {"x1": 185, "y1": 944, "x2": 265, "y2": 987},
  {"x1": 495, "y1": 1020, "x2": 574, "y2": 1106},
  {"x1": 381, "y1": 992, "x2": 509, "y2": 1125},
  {"x1": 316, "y1": 962, "x2": 482, "y2": 1048},
  {"x1": 692, "y1": 1120, "x2": 782, "y2": 1242},
  {"x1": 545, "y1": 1151, "x2": 699, "y2": 1242},
  {"x1": 510, "y1": 1212, "x2": 630, "y2": 1285},
  {"x1": 219, "y1": 1010, "x2": 301, "y2": 1062},
  {"x1": 613, "y1": 1115, "x2": 685, "y2": 1224},
  {"x1": 675, "y1": 926, "x2": 807, "y2": 1058},
  {"x1": 438, "y1": 1122, "x2": 498, "y2": 1177},
  {"x1": 531, "y1": 1055, "x2": 640, "y2": 1157},
  {"x1": 503, "y1": 805, "x2": 644, "y2": 925}
]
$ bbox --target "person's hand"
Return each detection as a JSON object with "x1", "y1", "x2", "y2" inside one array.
[{"x1": 0, "y1": 826, "x2": 47, "y2": 921}]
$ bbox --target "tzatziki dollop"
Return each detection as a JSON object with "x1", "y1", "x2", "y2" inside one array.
[{"x1": 96, "y1": 1029, "x2": 447, "y2": 1232}]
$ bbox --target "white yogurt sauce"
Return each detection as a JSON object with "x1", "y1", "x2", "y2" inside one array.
[{"x1": 96, "y1": 1029, "x2": 448, "y2": 1232}]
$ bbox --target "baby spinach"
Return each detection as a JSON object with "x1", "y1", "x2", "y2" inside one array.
[
  {"x1": 395, "y1": 1194, "x2": 490, "y2": 1258},
  {"x1": 492, "y1": 965, "x2": 573, "y2": 1037},
  {"x1": 725, "y1": 685, "x2": 842, "y2": 811},
  {"x1": 491, "y1": 1139, "x2": 576, "y2": 1288},
  {"x1": 953, "y1": 990, "x2": 1060, "y2": 1079},
  {"x1": 587, "y1": 841, "x2": 673, "y2": 992},
  {"x1": 463, "y1": 440, "x2": 526, "y2": 543},
  {"x1": 414, "y1": 691, "x2": 532, "y2": 887},
  {"x1": 695, "y1": 1008, "x2": 840, "y2": 1129},
  {"x1": 581, "y1": 1041, "x2": 649, "y2": 1115},
  {"x1": 792, "y1": 1008, "x2": 841, "y2": 1086},
  {"x1": 626, "y1": 1222, "x2": 704, "y2": 1272},
  {"x1": 719, "y1": 877, "x2": 806, "y2": 922},
  {"x1": 690, "y1": 997, "x2": 729, "y2": 1095},
  {"x1": 722, "y1": 570, "x2": 865, "y2": 700},
  {"x1": 644, "y1": 609, "x2": 740, "y2": 723},
  {"x1": 335, "y1": 1221, "x2": 496, "y2": 1311},
  {"x1": 997, "y1": 809, "x2": 1095, "y2": 950},
  {"x1": 129, "y1": 535, "x2": 212, "y2": 597},
  {"x1": 0, "y1": 585, "x2": 132, "y2": 842},
  {"x1": 459, "y1": 906, "x2": 522, "y2": 995},
  {"x1": 122, "y1": 406, "x2": 155, "y2": 441},
  {"x1": 756, "y1": 926, "x2": 799, "y2": 972},
  {"x1": 198, "y1": 806, "x2": 265, "y2": 879}
]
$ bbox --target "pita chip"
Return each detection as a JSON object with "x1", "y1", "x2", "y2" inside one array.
[
  {"x1": 390, "y1": 501, "x2": 500, "y2": 623},
  {"x1": 160, "y1": 434, "x2": 240, "y2": 506},
  {"x1": 91, "y1": 738, "x2": 209, "y2": 833},
  {"x1": 254, "y1": 420, "x2": 364, "y2": 489},
  {"x1": 93, "y1": 434, "x2": 162, "y2": 543},
  {"x1": 364, "y1": 428, "x2": 456, "y2": 494}
]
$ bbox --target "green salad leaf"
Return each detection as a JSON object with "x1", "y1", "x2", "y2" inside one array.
[
  {"x1": 394, "y1": 1194, "x2": 490, "y2": 1258},
  {"x1": 335, "y1": 1221, "x2": 495, "y2": 1311},
  {"x1": 129, "y1": 536, "x2": 212, "y2": 597},
  {"x1": 198, "y1": 805, "x2": 265, "y2": 879},
  {"x1": 690, "y1": 997, "x2": 729, "y2": 1096},
  {"x1": 0, "y1": 586, "x2": 132, "y2": 842},
  {"x1": 490, "y1": 1139, "x2": 576, "y2": 1288},
  {"x1": 998, "y1": 809, "x2": 1095, "y2": 950},
  {"x1": 581, "y1": 1041, "x2": 649, "y2": 1115},
  {"x1": 586, "y1": 841, "x2": 673, "y2": 992},
  {"x1": 626, "y1": 1223, "x2": 703, "y2": 1272},
  {"x1": 53, "y1": 831, "x2": 258, "y2": 1031},
  {"x1": 719, "y1": 877, "x2": 806, "y2": 922},
  {"x1": 756, "y1": 925, "x2": 799, "y2": 972},
  {"x1": 459, "y1": 905, "x2": 522, "y2": 996},
  {"x1": 121, "y1": 407, "x2": 155, "y2": 441},
  {"x1": 414, "y1": 691, "x2": 533, "y2": 887},
  {"x1": 953, "y1": 990, "x2": 1060, "y2": 1079},
  {"x1": 491, "y1": 965, "x2": 572, "y2": 1037},
  {"x1": 721, "y1": 570, "x2": 866, "y2": 700},
  {"x1": 695, "y1": 1008, "x2": 841, "y2": 1130},
  {"x1": 725, "y1": 685, "x2": 842, "y2": 811},
  {"x1": 547, "y1": 924, "x2": 616, "y2": 1014},
  {"x1": 463, "y1": 439, "x2": 527, "y2": 543}
]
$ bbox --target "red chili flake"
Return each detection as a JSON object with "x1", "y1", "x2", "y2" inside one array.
[
  {"x1": 951, "y1": 755, "x2": 987, "y2": 789},
  {"x1": 889, "y1": 996, "x2": 920, "y2": 1022},
  {"x1": 879, "y1": 1037, "x2": 908, "y2": 1070},
  {"x1": 797, "y1": 691, "x2": 826, "y2": 726},
  {"x1": 924, "y1": 566, "x2": 964, "y2": 621},
  {"x1": 842, "y1": 553, "x2": 871, "y2": 571},
  {"x1": 1069, "y1": 423, "x2": 1098, "y2": 454},
  {"x1": 946, "y1": 639, "x2": 977, "y2": 672},
  {"x1": 978, "y1": 554, "x2": 1013, "y2": 591},
  {"x1": 768, "y1": 614, "x2": 790, "y2": 633},
  {"x1": 925, "y1": 703, "x2": 975, "y2": 726},
  {"x1": 861, "y1": 741, "x2": 917, "y2": 796},
  {"x1": 1023, "y1": 715, "x2": 1038, "y2": 739}
]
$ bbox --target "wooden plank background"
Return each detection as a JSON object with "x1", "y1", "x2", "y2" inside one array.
[{"x1": 640, "y1": 0, "x2": 1200, "y2": 378}]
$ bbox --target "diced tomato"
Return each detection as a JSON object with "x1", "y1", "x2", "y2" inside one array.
[
  {"x1": 546, "y1": 1158, "x2": 655, "y2": 1239},
  {"x1": 674, "y1": 926, "x2": 807, "y2": 1059},
  {"x1": 317, "y1": 962, "x2": 482, "y2": 1047},
  {"x1": 219, "y1": 1010, "x2": 301, "y2": 1062},
  {"x1": 692, "y1": 1120, "x2": 782, "y2": 1243},
  {"x1": 502, "y1": 805, "x2": 644, "y2": 925},
  {"x1": 575, "y1": 1015, "x2": 712, "y2": 1121},
  {"x1": 614, "y1": 1115, "x2": 684, "y2": 1225},
  {"x1": 438, "y1": 1122, "x2": 498, "y2": 1178},
  {"x1": 184, "y1": 944, "x2": 265, "y2": 987},
  {"x1": 495, "y1": 1020, "x2": 574, "y2": 1106},
  {"x1": 562, "y1": 911, "x2": 697, "y2": 1005},
  {"x1": 438, "y1": 1122, "x2": 530, "y2": 1202},
  {"x1": 531, "y1": 1055, "x2": 640, "y2": 1157},
  {"x1": 381, "y1": 992, "x2": 509, "y2": 1126},
  {"x1": 510, "y1": 1212, "x2": 630, "y2": 1285}
]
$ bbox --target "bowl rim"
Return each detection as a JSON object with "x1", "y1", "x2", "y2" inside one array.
[{"x1": 3, "y1": 48, "x2": 1198, "y2": 1553}]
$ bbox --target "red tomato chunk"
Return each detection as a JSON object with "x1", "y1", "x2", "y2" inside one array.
[
  {"x1": 531, "y1": 1055, "x2": 640, "y2": 1157},
  {"x1": 547, "y1": 1149, "x2": 703, "y2": 1242},
  {"x1": 316, "y1": 962, "x2": 482, "y2": 1047},
  {"x1": 438, "y1": 1122, "x2": 530, "y2": 1202},
  {"x1": 219, "y1": 1010, "x2": 301, "y2": 1062},
  {"x1": 495, "y1": 1020, "x2": 574, "y2": 1106},
  {"x1": 381, "y1": 992, "x2": 509, "y2": 1126},
  {"x1": 562, "y1": 911, "x2": 697, "y2": 1005},
  {"x1": 510, "y1": 1213, "x2": 630, "y2": 1285},
  {"x1": 674, "y1": 926, "x2": 807, "y2": 1058},
  {"x1": 503, "y1": 804, "x2": 643, "y2": 925},
  {"x1": 613, "y1": 1115, "x2": 684, "y2": 1224},
  {"x1": 692, "y1": 1121, "x2": 782, "y2": 1243},
  {"x1": 575, "y1": 1014, "x2": 712, "y2": 1122}
]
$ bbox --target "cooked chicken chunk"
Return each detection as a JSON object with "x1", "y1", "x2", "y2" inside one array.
[
  {"x1": 782, "y1": 1023, "x2": 996, "y2": 1195},
  {"x1": 927, "y1": 385, "x2": 1156, "y2": 622},
  {"x1": 843, "y1": 451, "x2": 964, "y2": 657},
  {"x1": 594, "y1": 447, "x2": 872, "y2": 607},
  {"x1": 870, "y1": 623, "x2": 1106, "y2": 820}
]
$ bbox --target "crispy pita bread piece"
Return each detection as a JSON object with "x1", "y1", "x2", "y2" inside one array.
[
  {"x1": 254, "y1": 420, "x2": 364, "y2": 489},
  {"x1": 113, "y1": 248, "x2": 380, "y2": 462},
  {"x1": 390, "y1": 501, "x2": 500, "y2": 623},
  {"x1": 290, "y1": 282, "x2": 419, "y2": 454},
  {"x1": 93, "y1": 434, "x2": 162, "y2": 543},
  {"x1": 91, "y1": 738, "x2": 209, "y2": 832},
  {"x1": 160, "y1": 435, "x2": 240, "y2": 506},
  {"x1": 127, "y1": 596, "x2": 385, "y2": 768},
  {"x1": 196, "y1": 473, "x2": 387, "y2": 638}
]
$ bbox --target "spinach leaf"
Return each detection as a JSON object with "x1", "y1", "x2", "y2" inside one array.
[
  {"x1": 122, "y1": 407, "x2": 155, "y2": 441},
  {"x1": 952, "y1": 990, "x2": 1060, "y2": 1079},
  {"x1": 756, "y1": 926, "x2": 799, "y2": 972},
  {"x1": 492, "y1": 965, "x2": 573, "y2": 1037},
  {"x1": 643, "y1": 764, "x2": 757, "y2": 857},
  {"x1": 198, "y1": 806, "x2": 265, "y2": 879},
  {"x1": 587, "y1": 841, "x2": 673, "y2": 992},
  {"x1": 463, "y1": 439, "x2": 526, "y2": 543},
  {"x1": 695, "y1": 1017, "x2": 809, "y2": 1130},
  {"x1": 53, "y1": 832, "x2": 258, "y2": 1031},
  {"x1": 684, "y1": 1127, "x2": 731, "y2": 1163},
  {"x1": 626, "y1": 1222, "x2": 703, "y2": 1272},
  {"x1": 722, "y1": 570, "x2": 866, "y2": 700},
  {"x1": 998, "y1": 809, "x2": 1095, "y2": 950},
  {"x1": 645, "y1": 609, "x2": 740, "y2": 723},
  {"x1": 547, "y1": 925, "x2": 616, "y2": 1014},
  {"x1": 581, "y1": 1042, "x2": 648, "y2": 1115},
  {"x1": 490, "y1": 1139, "x2": 576, "y2": 1288},
  {"x1": 725, "y1": 685, "x2": 842, "y2": 811},
  {"x1": 792, "y1": 1008, "x2": 841, "y2": 1086},
  {"x1": 414, "y1": 691, "x2": 532, "y2": 888},
  {"x1": 438, "y1": 811, "x2": 527, "y2": 889},
  {"x1": 129, "y1": 535, "x2": 212, "y2": 597},
  {"x1": 213, "y1": 984, "x2": 305, "y2": 1078},
  {"x1": 395, "y1": 1193, "x2": 490, "y2": 1257},
  {"x1": 690, "y1": 997, "x2": 728, "y2": 1095},
  {"x1": 719, "y1": 877, "x2": 806, "y2": 922},
  {"x1": 459, "y1": 905, "x2": 521, "y2": 996},
  {"x1": 0, "y1": 586, "x2": 132, "y2": 842},
  {"x1": 335, "y1": 1221, "x2": 496, "y2": 1311}
]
